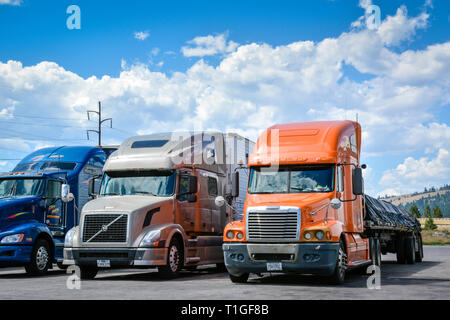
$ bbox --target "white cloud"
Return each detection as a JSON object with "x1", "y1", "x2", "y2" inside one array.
[
  {"x1": 134, "y1": 31, "x2": 150, "y2": 41},
  {"x1": 0, "y1": 0, "x2": 21, "y2": 5},
  {"x1": 182, "y1": 33, "x2": 239, "y2": 57},
  {"x1": 377, "y1": 6, "x2": 428, "y2": 46},
  {"x1": 379, "y1": 149, "x2": 450, "y2": 196}
]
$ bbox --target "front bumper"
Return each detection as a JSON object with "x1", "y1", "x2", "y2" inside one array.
[
  {"x1": 0, "y1": 245, "x2": 33, "y2": 266},
  {"x1": 63, "y1": 247, "x2": 167, "y2": 268},
  {"x1": 223, "y1": 242, "x2": 339, "y2": 276}
]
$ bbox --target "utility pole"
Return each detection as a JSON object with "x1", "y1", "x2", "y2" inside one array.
[{"x1": 87, "y1": 101, "x2": 112, "y2": 146}]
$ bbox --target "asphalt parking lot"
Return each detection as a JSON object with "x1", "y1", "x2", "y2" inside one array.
[{"x1": 0, "y1": 246, "x2": 448, "y2": 300}]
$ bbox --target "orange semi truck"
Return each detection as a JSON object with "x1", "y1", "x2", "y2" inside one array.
[{"x1": 220, "y1": 121, "x2": 423, "y2": 284}]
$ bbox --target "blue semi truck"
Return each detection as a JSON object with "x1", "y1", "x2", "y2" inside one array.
[{"x1": 0, "y1": 146, "x2": 108, "y2": 275}]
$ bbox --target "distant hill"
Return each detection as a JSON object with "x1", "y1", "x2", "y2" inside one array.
[{"x1": 381, "y1": 185, "x2": 450, "y2": 218}]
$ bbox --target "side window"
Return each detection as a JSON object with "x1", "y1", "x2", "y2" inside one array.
[
  {"x1": 178, "y1": 175, "x2": 189, "y2": 201},
  {"x1": 207, "y1": 177, "x2": 218, "y2": 196},
  {"x1": 350, "y1": 135, "x2": 358, "y2": 154},
  {"x1": 46, "y1": 180, "x2": 62, "y2": 201},
  {"x1": 337, "y1": 166, "x2": 344, "y2": 192}
]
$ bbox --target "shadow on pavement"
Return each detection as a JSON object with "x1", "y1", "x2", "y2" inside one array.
[
  {"x1": 94, "y1": 266, "x2": 228, "y2": 282},
  {"x1": 0, "y1": 267, "x2": 66, "y2": 279}
]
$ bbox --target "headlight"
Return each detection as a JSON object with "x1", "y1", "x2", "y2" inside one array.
[
  {"x1": 1, "y1": 234, "x2": 24, "y2": 244},
  {"x1": 315, "y1": 230, "x2": 325, "y2": 240},
  {"x1": 226, "y1": 231, "x2": 235, "y2": 240},
  {"x1": 304, "y1": 232, "x2": 312, "y2": 240},
  {"x1": 64, "y1": 228, "x2": 77, "y2": 247},
  {"x1": 236, "y1": 232, "x2": 244, "y2": 240},
  {"x1": 140, "y1": 230, "x2": 161, "y2": 247}
]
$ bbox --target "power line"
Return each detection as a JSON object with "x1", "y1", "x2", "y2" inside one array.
[
  {"x1": 7, "y1": 114, "x2": 87, "y2": 121},
  {"x1": 0, "y1": 119, "x2": 95, "y2": 129}
]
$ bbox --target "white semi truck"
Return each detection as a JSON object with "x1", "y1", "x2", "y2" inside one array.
[{"x1": 63, "y1": 132, "x2": 254, "y2": 279}]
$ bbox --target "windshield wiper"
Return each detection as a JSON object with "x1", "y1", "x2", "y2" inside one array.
[
  {"x1": 102, "y1": 192, "x2": 120, "y2": 196},
  {"x1": 133, "y1": 191, "x2": 157, "y2": 196},
  {"x1": 291, "y1": 186, "x2": 305, "y2": 191}
]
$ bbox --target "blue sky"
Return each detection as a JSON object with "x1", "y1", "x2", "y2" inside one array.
[{"x1": 0, "y1": 0, "x2": 449, "y2": 197}]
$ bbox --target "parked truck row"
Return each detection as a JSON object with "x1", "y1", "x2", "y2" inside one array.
[{"x1": 0, "y1": 121, "x2": 423, "y2": 284}]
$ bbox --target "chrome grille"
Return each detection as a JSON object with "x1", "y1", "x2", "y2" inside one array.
[
  {"x1": 82, "y1": 214, "x2": 128, "y2": 243},
  {"x1": 247, "y1": 209, "x2": 300, "y2": 241}
]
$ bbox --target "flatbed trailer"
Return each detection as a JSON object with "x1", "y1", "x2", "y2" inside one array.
[{"x1": 363, "y1": 195, "x2": 423, "y2": 263}]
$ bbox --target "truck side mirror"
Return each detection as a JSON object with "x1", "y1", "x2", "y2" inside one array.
[
  {"x1": 231, "y1": 171, "x2": 239, "y2": 197},
  {"x1": 188, "y1": 175, "x2": 198, "y2": 194},
  {"x1": 61, "y1": 184, "x2": 74, "y2": 203},
  {"x1": 352, "y1": 167, "x2": 364, "y2": 196},
  {"x1": 89, "y1": 176, "x2": 100, "y2": 199},
  {"x1": 215, "y1": 196, "x2": 225, "y2": 207}
]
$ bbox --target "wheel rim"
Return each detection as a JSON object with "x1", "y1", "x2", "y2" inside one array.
[
  {"x1": 168, "y1": 245, "x2": 179, "y2": 272},
  {"x1": 36, "y1": 246, "x2": 49, "y2": 270}
]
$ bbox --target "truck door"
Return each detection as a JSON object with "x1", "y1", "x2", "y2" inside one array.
[
  {"x1": 176, "y1": 174, "x2": 196, "y2": 233},
  {"x1": 207, "y1": 175, "x2": 220, "y2": 233},
  {"x1": 45, "y1": 179, "x2": 65, "y2": 231}
]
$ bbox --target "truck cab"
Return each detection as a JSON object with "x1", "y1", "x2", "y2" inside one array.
[
  {"x1": 221, "y1": 121, "x2": 370, "y2": 284},
  {"x1": 0, "y1": 146, "x2": 108, "y2": 275},
  {"x1": 64, "y1": 132, "x2": 253, "y2": 279}
]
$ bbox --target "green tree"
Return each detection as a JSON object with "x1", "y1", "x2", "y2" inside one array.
[
  {"x1": 409, "y1": 205, "x2": 421, "y2": 218},
  {"x1": 432, "y1": 206, "x2": 443, "y2": 218},
  {"x1": 424, "y1": 217, "x2": 437, "y2": 230},
  {"x1": 423, "y1": 205, "x2": 432, "y2": 218}
]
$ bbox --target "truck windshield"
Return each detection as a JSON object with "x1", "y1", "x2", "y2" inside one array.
[
  {"x1": 248, "y1": 165, "x2": 334, "y2": 194},
  {"x1": 0, "y1": 178, "x2": 45, "y2": 197},
  {"x1": 100, "y1": 170, "x2": 176, "y2": 197}
]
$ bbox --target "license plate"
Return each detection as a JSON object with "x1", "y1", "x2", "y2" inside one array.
[
  {"x1": 97, "y1": 260, "x2": 110, "y2": 268},
  {"x1": 266, "y1": 262, "x2": 282, "y2": 271}
]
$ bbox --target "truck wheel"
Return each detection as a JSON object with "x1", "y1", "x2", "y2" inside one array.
[
  {"x1": 159, "y1": 238, "x2": 183, "y2": 279},
  {"x1": 405, "y1": 237, "x2": 415, "y2": 264},
  {"x1": 79, "y1": 266, "x2": 98, "y2": 280},
  {"x1": 330, "y1": 240, "x2": 347, "y2": 285},
  {"x1": 25, "y1": 239, "x2": 51, "y2": 276},
  {"x1": 229, "y1": 272, "x2": 249, "y2": 283},
  {"x1": 396, "y1": 236, "x2": 406, "y2": 264},
  {"x1": 415, "y1": 234, "x2": 423, "y2": 262}
]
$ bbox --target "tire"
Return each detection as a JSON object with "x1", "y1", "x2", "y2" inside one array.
[
  {"x1": 229, "y1": 272, "x2": 249, "y2": 283},
  {"x1": 405, "y1": 237, "x2": 415, "y2": 264},
  {"x1": 415, "y1": 234, "x2": 424, "y2": 262},
  {"x1": 159, "y1": 238, "x2": 183, "y2": 279},
  {"x1": 330, "y1": 239, "x2": 347, "y2": 285},
  {"x1": 25, "y1": 239, "x2": 52, "y2": 276},
  {"x1": 396, "y1": 235, "x2": 406, "y2": 264},
  {"x1": 79, "y1": 266, "x2": 98, "y2": 280}
]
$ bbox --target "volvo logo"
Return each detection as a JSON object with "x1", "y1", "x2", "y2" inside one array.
[{"x1": 85, "y1": 214, "x2": 125, "y2": 243}]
